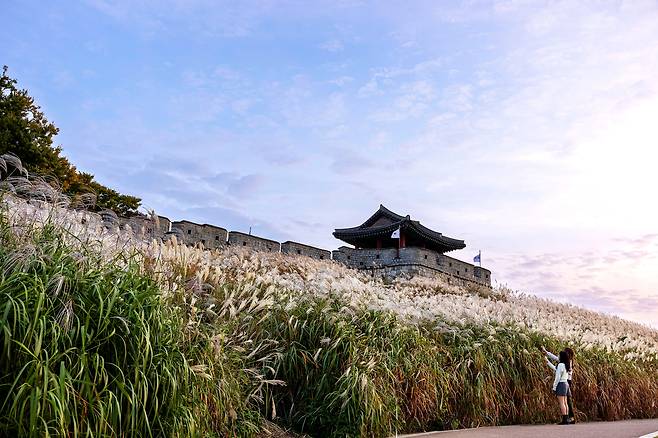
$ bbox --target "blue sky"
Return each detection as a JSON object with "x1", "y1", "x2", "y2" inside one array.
[{"x1": 3, "y1": 0, "x2": 658, "y2": 327}]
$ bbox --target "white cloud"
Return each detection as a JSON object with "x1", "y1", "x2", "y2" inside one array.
[
  {"x1": 328, "y1": 76, "x2": 354, "y2": 86},
  {"x1": 85, "y1": 0, "x2": 276, "y2": 37},
  {"x1": 319, "y1": 38, "x2": 344, "y2": 52}
]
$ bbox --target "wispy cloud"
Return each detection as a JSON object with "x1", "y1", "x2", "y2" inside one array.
[
  {"x1": 319, "y1": 38, "x2": 344, "y2": 52},
  {"x1": 85, "y1": 0, "x2": 277, "y2": 37},
  {"x1": 488, "y1": 232, "x2": 658, "y2": 326}
]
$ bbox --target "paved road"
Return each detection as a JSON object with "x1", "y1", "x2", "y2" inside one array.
[{"x1": 394, "y1": 419, "x2": 658, "y2": 438}]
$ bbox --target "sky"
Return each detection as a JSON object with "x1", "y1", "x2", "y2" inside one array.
[{"x1": 2, "y1": 0, "x2": 658, "y2": 327}]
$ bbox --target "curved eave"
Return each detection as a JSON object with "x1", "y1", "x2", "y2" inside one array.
[
  {"x1": 333, "y1": 221, "x2": 401, "y2": 239},
  {"x1": 408, "y1": 222, "x2": 465, "y2": 250},
  {"x1": 333, "y1": 220, "x2": 465, "y2": 252}
]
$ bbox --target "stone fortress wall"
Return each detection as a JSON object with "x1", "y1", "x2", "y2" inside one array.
[
  {"x1": 171, "y1": 220, "x2": 228, "y2": 250},
  {"x1": 117, "y1": 214, "x2": 324, "y2": 258},
  {"x1": 332, "y1": 246, "x2": 491, "y2": 287},
  {"x1": 116, "y1": 213, "x2": 489, "y2": 287},
  {"x1": 281, "y1": 241, "x2": 331, "y2": 260},
  {"x1": 228, "y1": 231, "x2": 280, "y2": 253}
]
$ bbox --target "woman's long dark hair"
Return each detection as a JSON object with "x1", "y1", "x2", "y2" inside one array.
[
  {"x1": 564, "y1": 347, "x2": 575, "y2": 361},
  {"x1": 559, "y1": 350, "x2": 571, "y2": 372}
]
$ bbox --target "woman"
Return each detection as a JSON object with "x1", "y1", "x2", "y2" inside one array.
[
  {"x1": 564, "y1": 347, "x2": 575, "y2": 421},
  {"x1": 543, "y1": 346, "x2": 575, "y2": 423},
  {"x1": 552, "y1": 350, "x2": 571, "y2": 425}
]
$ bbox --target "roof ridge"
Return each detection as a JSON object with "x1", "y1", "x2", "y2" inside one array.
[{"x1": 333, "y1": 205, "x2": 465, "y2": 252}]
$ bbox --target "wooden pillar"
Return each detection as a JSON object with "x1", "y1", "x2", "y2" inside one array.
[
  {"x1": 376, "y1": 238, "x2": 382, "y2": 249},
  {"x1": 400, "y1": 231, "x2": 406, "y2": 248}
]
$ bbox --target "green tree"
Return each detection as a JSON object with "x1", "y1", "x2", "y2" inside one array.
[{"x1": 0, "y1": 65, "x2": 141, "y2": 215}]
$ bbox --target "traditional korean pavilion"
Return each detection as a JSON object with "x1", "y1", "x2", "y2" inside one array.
[
  {"x1": 333, "y1": 205, "x2": 465, "y2": 252},
  {"x1": 332, "y1": 205, "x2": 490, "y2": 287}
]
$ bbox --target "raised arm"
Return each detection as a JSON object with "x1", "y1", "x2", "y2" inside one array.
[
  {"x1": 542, "y1": 346, "x2": 559, "y2": 362},
  {"x1": 552, "y1": 363, "x2": 564, "y2": 391},
  {"x1": 546, "y1": 358, "x2": 556, "y2": 371}
]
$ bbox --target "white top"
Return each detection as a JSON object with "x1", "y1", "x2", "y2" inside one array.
[
  {"x1": 545, "y1": 350, "x2": 573, "y2": 380},
  {"x1": 553, "y1": 362, "x2": 569, "y2": 391}
]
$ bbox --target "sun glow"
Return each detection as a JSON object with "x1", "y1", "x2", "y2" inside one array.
[{"x1": 558, "y1": 96, "x2": 658, "y2": 233}]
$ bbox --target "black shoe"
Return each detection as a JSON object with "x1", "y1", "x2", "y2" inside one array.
[{"x1": 559, "y1": 415, "x2": 570, "y2": 425}]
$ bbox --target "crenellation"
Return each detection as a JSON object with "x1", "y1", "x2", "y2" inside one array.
[
  {"x1": 172, "y1": 220, "x2": 227, "y2": 249},
  {"x1": 122, "y1": 214, "x2": 329, "y2": 259},
  {"x1": 281, "y1": 241, "x2": 331, "y2": 260},
  {"x1": 156, "y1": 215, "x2": 171, "y2": 235},
  {"x1": 228, "y1": 231, "x2": 280, "y2": 253},
  {"x1": 117, "y1": 214, "x2": 171, "y2": 241}
]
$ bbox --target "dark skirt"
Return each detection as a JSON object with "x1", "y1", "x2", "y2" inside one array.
[{"x1": 555, "y1": 381, "x2": 569, "y2": 396}]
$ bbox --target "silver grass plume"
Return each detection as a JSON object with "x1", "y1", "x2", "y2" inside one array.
[{"x1": 0, "y1": 153, "x2": 28, "y2": 179}]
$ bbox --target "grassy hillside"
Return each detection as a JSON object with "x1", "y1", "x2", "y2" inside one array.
[{"x1": 1, "y1": 183, "x2": 657, "y2": 437}]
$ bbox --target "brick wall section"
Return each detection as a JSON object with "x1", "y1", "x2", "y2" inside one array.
[
  {"x1": 172, "y1": 220, "x2": 228, "y2": 249},
  {"x1": 101, "y1": 210, "x2": 119, "y2": 228},
  {"x1": 332, "y1": 246, "x2": 491, "y2": 287},
  {"x1": 281, "y1": 241, "x2": 331, "y2": 260},
  {"x1": 130, "y1": 216, "x2": 152, "y2": 237},
  {"x1": 228, "y1": 231, "x2": 280, "y2": 253},
  {"x1": 165, "y1": 227, "x2": 185, "y2": 242},
  {"x1": 371, "y1": 265, "x2": 489, "y2": 288},
  {"x1": 118, "y1": 214, "x2": 171, "y2": 241},
  {"x1": 120, "y1": 215, "x2": 153, "y2": 238},
  {"x1": 156, "y1": 215, "x2": 171, "y2": 236}
]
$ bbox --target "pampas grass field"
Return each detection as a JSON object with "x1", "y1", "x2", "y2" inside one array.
[{"x1": 1, "y1": 160, "x2": 657, "y2": 437}]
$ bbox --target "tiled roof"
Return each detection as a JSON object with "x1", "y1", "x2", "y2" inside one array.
[{"x1": 333, "y1": 205, "x2": 465, "y2": 252}]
